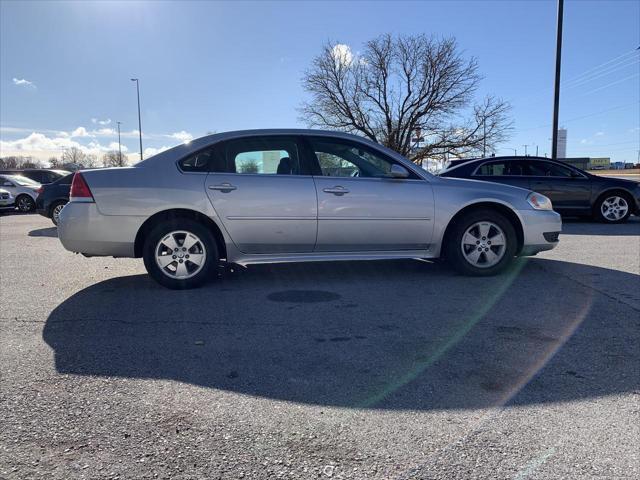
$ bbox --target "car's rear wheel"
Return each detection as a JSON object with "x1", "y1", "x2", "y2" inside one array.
[
  {"x1": 594, "y1": 192, "x2": 632, "y2": 223},
  {"x1": 445, "y1": 209, "x2": 518, "y2": 276},
  {"x1": 143, "y1": 219, "x2": 218, "y2": 289},
  {"x1": 50, "y1": 201, "x2": 67, "y2": 226},
  {"x1": 16, "y1": 195, "x2": 35, "y2": 213}
]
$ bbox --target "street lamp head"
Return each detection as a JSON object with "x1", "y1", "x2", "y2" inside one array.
[{"x1": 130, "y1": 78, "x2": 138, "y2": 82}]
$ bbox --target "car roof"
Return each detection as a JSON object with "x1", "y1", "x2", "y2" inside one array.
[
  {"x1": 441, "y1": 155, "x2": 575, "y2": 173},
  {"x1": 137, "y1": 128, "x2": 432, "y2": 178}
]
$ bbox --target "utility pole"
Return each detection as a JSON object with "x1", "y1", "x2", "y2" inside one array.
[
  {"x1": 551, "y1": 0, "x2": 564, "y2": 159},
  {"x1": 131, "y1": 78, "x2": 143, "y2": 161},
  {"x1": 116, "y1": 121, "x2": 122, "y2": 165},
  {"x1": 536, "y1": 145, "x2": 539, "y2": 156},
  {"x1": 523, "y1": 144, "x2": 529, "y2": 156}
]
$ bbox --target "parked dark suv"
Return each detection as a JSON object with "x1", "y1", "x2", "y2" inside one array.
[
  {"x1": 439, "y1": 156, "x2": 640, "y2": 223},
  {"x1": 0, "y1": 168, "x2": 70, "y2": 184},
  {"x1": 35, "y1": 173, "x2": 73, "y2": 225}
]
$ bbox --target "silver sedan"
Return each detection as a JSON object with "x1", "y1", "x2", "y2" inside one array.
[{"x1": 57, "y1": 129, "x2": 561, "y2": 289}]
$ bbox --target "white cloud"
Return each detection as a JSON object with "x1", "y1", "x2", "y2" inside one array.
[
  {"x1": 108, "y1": 142, "x2": 128, "y2": 152},
  {"x1": 144, "y1": 146, "x2": 170, "y2": 157},
  {"x1": 93, "y1": 128, "x2": 117, "y2": 136},
  {"x1": 331, "y1": 44, "x2": 353, "y2": 67},
  {"x1": 13, "y1": 77, "x2": 35, "y2": 88},
  {"x1": 71, "y1": 127, "x2": 91, "y2": 138},
  {"x1": 0, "y1": 131, "x2": 129, "y2": 160},
  {"x1": 91, "y1": 117, "x2": 111, "y2": 125},
  {"x1": 595, "y1": 131, "x2": 605, "y2": 137},
  {"x1": 169, "y1": 130, "x2": 193, "y2": 143}
]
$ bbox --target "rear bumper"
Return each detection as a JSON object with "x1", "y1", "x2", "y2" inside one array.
[
  {"x1": 517, "y1": 209, "x2": 562, "y2": 256},
  {"x1": 57, "y1": 202, "x2": 144, "y2": 257}
]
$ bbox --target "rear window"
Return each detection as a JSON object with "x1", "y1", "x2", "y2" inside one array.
[
  {"x1": 178, "y1": 146, "x2": 225, "y2": 172},
  {"x1": 474, "y1": 161, "x2": 524, "y2": 176}
]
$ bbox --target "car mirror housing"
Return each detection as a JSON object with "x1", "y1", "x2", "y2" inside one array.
[{"x1": 389, "y1": 164, "x2": 410, "y2": 179}]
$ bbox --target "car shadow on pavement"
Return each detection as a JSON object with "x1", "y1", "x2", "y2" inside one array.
[
  {"x1": 28, "y1": 227, "x2": 58, "y2": 237},
  {"x1": 561, "y1": 216, "x2": 640, "y2": 236},
  {"x1": 43, "y1": 258, "x2": 639, "y2": 411}
]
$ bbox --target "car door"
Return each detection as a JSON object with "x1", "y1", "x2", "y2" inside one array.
[
  {"x1": 470, "y1": 159, "x2": 531, "y2": 190},
  {"x1": 523, "y1": 160, "x2": 591, "y2": 213},
  {"x1": 0, "y1": 176, "x2": 17, "y2": 196},
  {"x1": 305, "y1": 136, "x2": 434, "y2": 252},
  {"x1": 203, "y1": 135, "x2": 318, "y2": 254}
]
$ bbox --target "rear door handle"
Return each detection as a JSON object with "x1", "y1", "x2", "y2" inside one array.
[
  {"x1": 209, "y1": 183, "x2": 237, "y2": 192},
  {"x1": 323, "y1": 186, "x2": 350, "y2": 196}
]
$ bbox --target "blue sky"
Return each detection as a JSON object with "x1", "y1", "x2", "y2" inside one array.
[{"x1": 1, "y1": 0, "x2": 638, "y2": 163}]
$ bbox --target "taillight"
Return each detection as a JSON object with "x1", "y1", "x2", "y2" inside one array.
[
  {"x1": 69, "y1": 172, "x2": 94, "y2": 202},
  {"x1": 36, "y1": 186, "x2": 44, "y2": 195}
]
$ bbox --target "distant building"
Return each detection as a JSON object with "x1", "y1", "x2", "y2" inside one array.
[
  {"x1": 611, "y1": 161, "x2": 626, "y2": 169},
  {"x1": 559, "y1": 157, "x2": 589, "y2": 170},
  {"x1": 589, "y1": 157, "x2": 611, "y2": 170},
  {"x1": 556, "y1": 128, "x2": 567, "y2": 159}
]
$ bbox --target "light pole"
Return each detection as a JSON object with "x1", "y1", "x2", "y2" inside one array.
[
  {"x1": 131, "y1": 78, "x2": 143, "y2": 161},
  {"x1": 551, "y1": 0, "x2": 564, "y2": 159},
  {"x1": 116, "y1": 121, "x2": 123, "y2": 165},
  {"x1": 522, "y1": 144, "x2": 529, "y2": 156}
]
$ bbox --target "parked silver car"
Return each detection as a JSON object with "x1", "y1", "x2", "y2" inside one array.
[
  {"x1": 57, "y1": 129, "x2": 561, "y2": 289},
  {"x1": 0, "y1": 174, "x2": 40, "y2": 212}
]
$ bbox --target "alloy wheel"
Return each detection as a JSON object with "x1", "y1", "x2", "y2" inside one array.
[
  {"x1": 460, "y1": 221, "x2": 507, "y2": 268},
  {"x1": 154, "y1": 230, "x2": 207, "y2": 279},
  {"x1": 52, "y1": 204, "x2": 64, "y2": 224},
  {"x1": 600, "y1": 196, "x2": 628, "y2": 222},
  {"x1": 17, "y1": 196, "x2": 34, "y2": 212}
]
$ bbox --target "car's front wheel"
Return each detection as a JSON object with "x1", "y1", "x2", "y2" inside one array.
[
  {"x1": 142, "y1": 219, "x2": 218, "y2": 289},
  {"x1": 594, "y1": 193, "x2": 632, "y2": 223},
  {"x1": 16, "y1": 195, "x2": 35, "y2": 213},
  {"x1": 444, "y1": 209, "x2": 518, "y2": 276}
]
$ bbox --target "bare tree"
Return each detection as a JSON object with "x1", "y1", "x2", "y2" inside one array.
[
  {"x1": 0, "y1": 155, "x2": 39, "y2": 169},
  {"x1": 48, "y1": 156, "x2": 62, "y2": 168},
  {"x1": 83, "y1": 154, "x2": 99, "y2": 169},
  {"x1": 61, "y1": 147, "x2": 86, "y2": 166},
  {"x1": 300, "y1": 34, "x2": 512, "y2": 164},
  {"x1": 102, "y1": 150, "x2": 127, "y2": 167}
]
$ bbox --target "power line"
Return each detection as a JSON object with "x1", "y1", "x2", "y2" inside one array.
[
  {"x1": 517, "y1": 102, "x2": 639, "y2": 131},
  {"x1": 581, "y1": 73, "x2": 639, "y2": 96},
  {"x1": 561, "y1": 49, "x2": 638, "y2": 85}
]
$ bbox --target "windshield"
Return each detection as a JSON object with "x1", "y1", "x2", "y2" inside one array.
[{"x1": 7, "y1": 175, "x2": 40, "y2": 186}]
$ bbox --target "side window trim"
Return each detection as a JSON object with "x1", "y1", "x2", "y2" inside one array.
[
  {"x1": 301, "y1": 135, "x2": 421, "y2": 180},
  {"x1": 219, "y1": 135, "x2": 312, "y2": 177}
]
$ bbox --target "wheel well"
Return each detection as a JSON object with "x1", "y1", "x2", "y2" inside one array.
[
  {"x1": 134, "y1": 209, "x2": 227, "y2": 259},
  {"x1": 442, "y1": 202, "x2": 524, "y2": 255},
  {"x1": 48, "y1": 199, "x2": 67, "y2": 216},
  {"x1": 594, "y1": 188, "x2": 634, "y2": 212}
]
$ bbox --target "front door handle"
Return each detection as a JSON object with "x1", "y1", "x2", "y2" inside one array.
[
  {"x1": 323, "y1": 186, "x2": 350, "y2": 196},
  {"x1": 209, "y1": 183, "x2": 237, "y2": 192}
]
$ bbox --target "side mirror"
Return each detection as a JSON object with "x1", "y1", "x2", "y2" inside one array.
[{"x1": 389, "y1": 164, "x2": 410, "y2": 179}]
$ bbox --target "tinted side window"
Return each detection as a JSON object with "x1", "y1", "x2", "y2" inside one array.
[
  {"x1": 307, "y1": 137, "x2": 414, "y2": 179},
  {"x1": 526, "y1": 161, "x2": 573, "y2": 177},
  {"x1": 225, "y1": 137, "x2": 301, "y2": 175},
  {"x1": 474, "y1": 161, "x2": 524, "y2": 176},
  {"x1": 179, "y1": 146, "x2": 225, "y2": 173}
]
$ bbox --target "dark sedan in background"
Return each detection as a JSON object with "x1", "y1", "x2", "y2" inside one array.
[
  {"x1": 0, "y1": 168, "x2": 70, "y2": 184},
  {"x1": 440, "y1": 156, "x2": 640, "y2": 223},
  {"x1": 35, "y1": 173, "x2": 72, "y2": 225}
]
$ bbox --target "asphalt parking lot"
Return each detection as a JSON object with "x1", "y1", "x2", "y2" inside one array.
[{"x1": 1, "y1": 212, "x2": 639, "y2": 479}]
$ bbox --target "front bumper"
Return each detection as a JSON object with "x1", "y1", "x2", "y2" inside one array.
[
  {"x1": 57, "y1": 202, "x2": 145, "y2": 257},
  {"x1": 517, "y1": 209, "x2": 562, "y2": 256}
]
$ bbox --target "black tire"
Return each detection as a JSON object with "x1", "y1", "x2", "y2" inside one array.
[
  {"x1": 16, "y1": 195, "x2": 35, "y2": 213},
  {"x1": 444, "y1": 209, "x2": 518, "y2": 276},
  {"x1": 50, "y1": 201, "x2": 67, "y2": 226},
  {"x1": 593, "y1": 192, "x2": 633, "y2": 224},
  {"x1": 142, "y1": 218, "x2": 218, "y2": 289}
]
